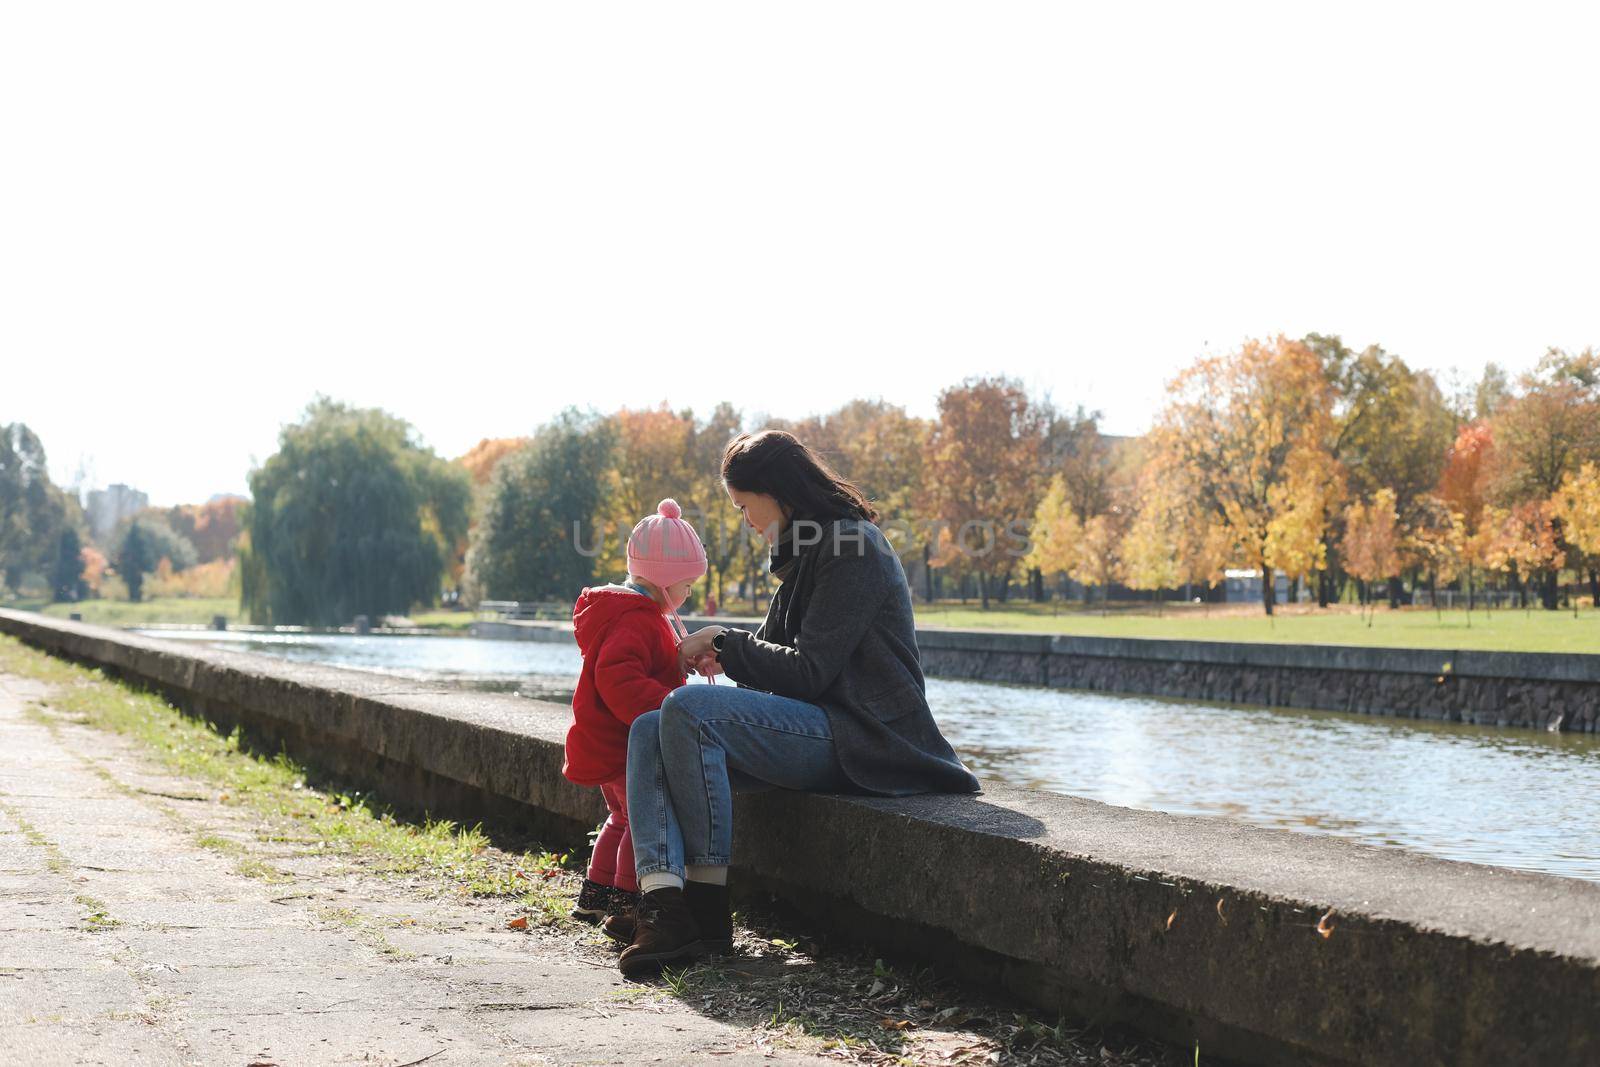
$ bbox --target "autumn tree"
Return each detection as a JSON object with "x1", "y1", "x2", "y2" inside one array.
[
  {"x1": 1312, "y1": 338, "x2": 1455, "y2": 606},
  {"x1": 683, "y1": 403, "x2": 752, "y2": 613},
  {"x1": 1022, "y1": 474, "x2": 1083, "y2": 601},
  {"x1": 1438, "y1": 422, "x2": 1496, "y2": 610},
  {"x1": 1341, "y1": 489, "x2": 1401, "y2": 621},
  {"x1": 1552, "y1": 462, "x2": 1600, "y2": 607},
  {"x1": 1120, "y1": 455, "x2": 1232, "y2": 609},
  {"x1": 924, "y1": 377, "x2": 1047, "y2": 608},
  {"x1": 1042, "y1": 404, "x2": 1116, "y2": 523},
  {"x1": 156, "y1": 497, "x2": 246, "y2": 564},
  {"x1": 1404, "y1": 494, "x2": 1466, "y2": 616},
  {"x1": 79, "y1": 545, "x2": 107, "y2": 597},
  {"x1": 1151, "y1": 336, "x2": 1337, "y2": 614},
  {"x1": 1119, "y1": 502, "x2": 1179, "y2": 610},
  {"x1": 1069, "y1": 513, "x2": 1122, "y2": 610},
  {"x1": 458, "y1": 438, "x2": 530, "y2": 488},
  {"x1": 447, "y1": 438, "x2": 532, "y2": 597},
  {"x1": 1491, "y1": 348, "x2": 1600, "y2": 607}
]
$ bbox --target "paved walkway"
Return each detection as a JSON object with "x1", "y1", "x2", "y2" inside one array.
[{"x1": 0, "y1": 670, "x2": 832, "y2": 1066}]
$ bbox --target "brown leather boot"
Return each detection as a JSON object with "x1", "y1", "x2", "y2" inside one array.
[
  {"x1": 602, "y1": 891, "x2": 637, "y2": 945},
  {"x1": 685, "y1": 880, "x2": 732, "y2": 955},
  {"x1": 618, "y1": 887, "x2": 701, "y2": 977}
]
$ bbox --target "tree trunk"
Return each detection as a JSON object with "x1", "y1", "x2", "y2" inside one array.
[
  {"x1": 1387, "y1": 575, "x2": 1402, "y2": 610},
  {"x1": 1260, "y1": 565, "x2": 1275, "y2": 615},
  {"x1": 1541, "y1": 568, "x2": 1559, "y2": 611},
  {"x1": 978, "y1": 570, "x2": 991, "y2": 611},
  {"x1": 1590, "y1": 568, "x2": 1599, "y2": 609}
]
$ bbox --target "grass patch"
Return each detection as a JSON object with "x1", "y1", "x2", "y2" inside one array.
[
  {"x1": 8, "y1": 597, "x2": 241, "y2": 628},
  {"x1": 317, "y1": 905, "x2": 418, "y2": 960},
  {"x1": 194, "y1": 832, "x2": 242, "y2": 854},
  {"x1": 78, "y1": 896, "x2": 120, "y2": 929},
  {"x1": 403, "y1": 610, "x2": 477, "y2": 632},
  {"x1": 0, "y1": 634, "x2": 582, "y2": 918},
  {"x1": 915, "y1": 600, "x2": 1600, "y2": 653}
]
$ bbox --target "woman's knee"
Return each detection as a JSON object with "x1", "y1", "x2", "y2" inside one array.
[
  {"x1": 627, "y1": 709, "x2": 662, "y2": 760},
  {"x1": 657, "y1": 685, "x2": 710, "y2": 741}
]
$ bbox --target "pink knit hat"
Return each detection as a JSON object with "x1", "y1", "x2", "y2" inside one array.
[{"x1": 627, "y1": 499, "x2": 707, "y2": 587}]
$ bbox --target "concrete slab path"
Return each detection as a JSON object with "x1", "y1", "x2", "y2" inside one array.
[{"x1": 0, "y1": 669, "x2": 833, "y2": 1066}]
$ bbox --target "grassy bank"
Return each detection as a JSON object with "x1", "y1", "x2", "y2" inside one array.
[
  {"x1": 914, "y1": 601, "x2": 1600, "y2": 654},
  {"x1": 5, "y1": 596, "x2": 242, "y2": 627},
  {"x1": 0, "y1": 631, "x2": 577, "y2": 916},
  {"x1": 9, "y1": 594, "x2": 1597, "y2": 655},
  {"x1": 1, "y1": 597, "x2": 479, "y2": 632}
]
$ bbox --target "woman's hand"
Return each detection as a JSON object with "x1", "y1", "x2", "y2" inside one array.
[
  {"x1": 688, "y1": 652, "x2": 723, "y2": 679},
  {"x1": 677, "y1": 625, "x2": 725, "y2": 674}
]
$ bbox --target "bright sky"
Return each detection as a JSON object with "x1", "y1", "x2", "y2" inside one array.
[{"x1": 5, "y1": 2, "x2": 1597, "y2": 507}]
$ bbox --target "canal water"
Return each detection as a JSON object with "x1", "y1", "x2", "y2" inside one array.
[{"x1": 140, "y1": 629, "x2": 1600, "y2": 884}]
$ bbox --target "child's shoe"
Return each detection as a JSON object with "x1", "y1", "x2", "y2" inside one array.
[
  {"x1": 602, "y1": 890, "x2": 638, "y2": 945},
  {"x1": 571, "y1": 877, "x2": 613, "y2": 923}
]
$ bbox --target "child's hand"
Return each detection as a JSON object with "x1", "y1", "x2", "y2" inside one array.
[{"x1": 689, "y1": 652, "x2": 723, "y2": 679}]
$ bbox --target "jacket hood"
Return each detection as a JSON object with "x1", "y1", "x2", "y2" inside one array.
[{"x1": 573, "y1": 583, "x2": 661, "y2": 656}]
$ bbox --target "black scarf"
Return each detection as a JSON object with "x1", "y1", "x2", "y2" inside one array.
[{"x1": 767, "y1": 513, "x2": 811, "y2": 582}]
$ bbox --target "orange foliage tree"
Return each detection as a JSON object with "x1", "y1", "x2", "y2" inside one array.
[
  {"x1": 924, "y1": 377, "x2": 1048, "y2": 609},
  {"x1": 1341, "y1": 489, "x2": 1401, "y2": 620},
  {"x1": 1150, "y1": 336, "x2": 1338, "y2": 614}
]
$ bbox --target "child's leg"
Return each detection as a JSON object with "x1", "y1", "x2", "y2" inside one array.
[
  {"x1": 587, "y1": 787, "x2": 628, "y2": 887},
  {"x1": 602, "y1": 779, "x2": 638, "y2": 894}
]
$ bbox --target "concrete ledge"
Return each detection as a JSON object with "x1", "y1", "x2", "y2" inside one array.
[{"x1": 6, "y1": 608, "x2": 1598, "y2": 1066}]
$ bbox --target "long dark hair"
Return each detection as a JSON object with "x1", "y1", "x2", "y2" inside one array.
[{"x1": 721, "y1": 430, "x2": 879, "y2": 524}]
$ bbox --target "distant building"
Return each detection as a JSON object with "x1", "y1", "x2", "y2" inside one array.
[
  {"x1": 85, "y1": 484, "x2": 148, "y2": 546},
  {"x1": 1222, "y1": 568, "x2": 1298, "y2": 605}
]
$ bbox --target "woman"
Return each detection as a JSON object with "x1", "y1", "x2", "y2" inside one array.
[{"x1": 619, "y1": 429, "x2": 981, "y2": 977}]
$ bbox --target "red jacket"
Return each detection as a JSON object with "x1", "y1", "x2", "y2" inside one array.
[{"x1": 563, "y1": 584, "x2": 686, "y2": 786}]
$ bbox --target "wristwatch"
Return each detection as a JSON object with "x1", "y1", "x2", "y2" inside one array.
[{"x1": 711, "y1": 629, "x2": 727, "y2": 660}]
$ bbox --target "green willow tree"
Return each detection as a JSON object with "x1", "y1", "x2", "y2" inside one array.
[
  {"x1": 240, "y1": 398, "x2": 471, "y2": 626},
  {"x1": 0, "y1": 423, "x2": 76, "y2": 594},
  {"x1": 464, "y1": 409, "x2": 615, "y2": 604}
]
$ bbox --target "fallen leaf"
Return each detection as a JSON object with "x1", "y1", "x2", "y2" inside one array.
[
  {"x1": 1165, "y1": 909, "x2": 1177, "y2": 931},
  {"x1": 1316, "y1": 909, "x2": 1335, "y2": 939},
  {"x1": 507, "y1": 916, "x2": 529, "y2": 930},
  {"x1": 879, "y1": 1018, "x2": 912, "y2": 1031},
  {"x1": 1215, "y1": 898, "x2": 1228, "y2": 926}
]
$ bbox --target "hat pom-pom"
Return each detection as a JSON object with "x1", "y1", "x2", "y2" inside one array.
[{"x1": 657, "y1": 499, "x2": 682, "y2": 520}]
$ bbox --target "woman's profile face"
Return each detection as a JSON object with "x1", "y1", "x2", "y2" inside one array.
[{"x1": 725, "y1": 484, "x2": 788, "y2": 542}]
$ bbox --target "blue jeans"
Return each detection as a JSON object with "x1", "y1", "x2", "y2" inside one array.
[{"x1": 628, "y1": 684, "x2": 850, "y2": 881}]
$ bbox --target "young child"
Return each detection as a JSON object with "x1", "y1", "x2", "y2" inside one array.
[{"x1": 564, "y1": 498, "x2": 708, "y2": 939}]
